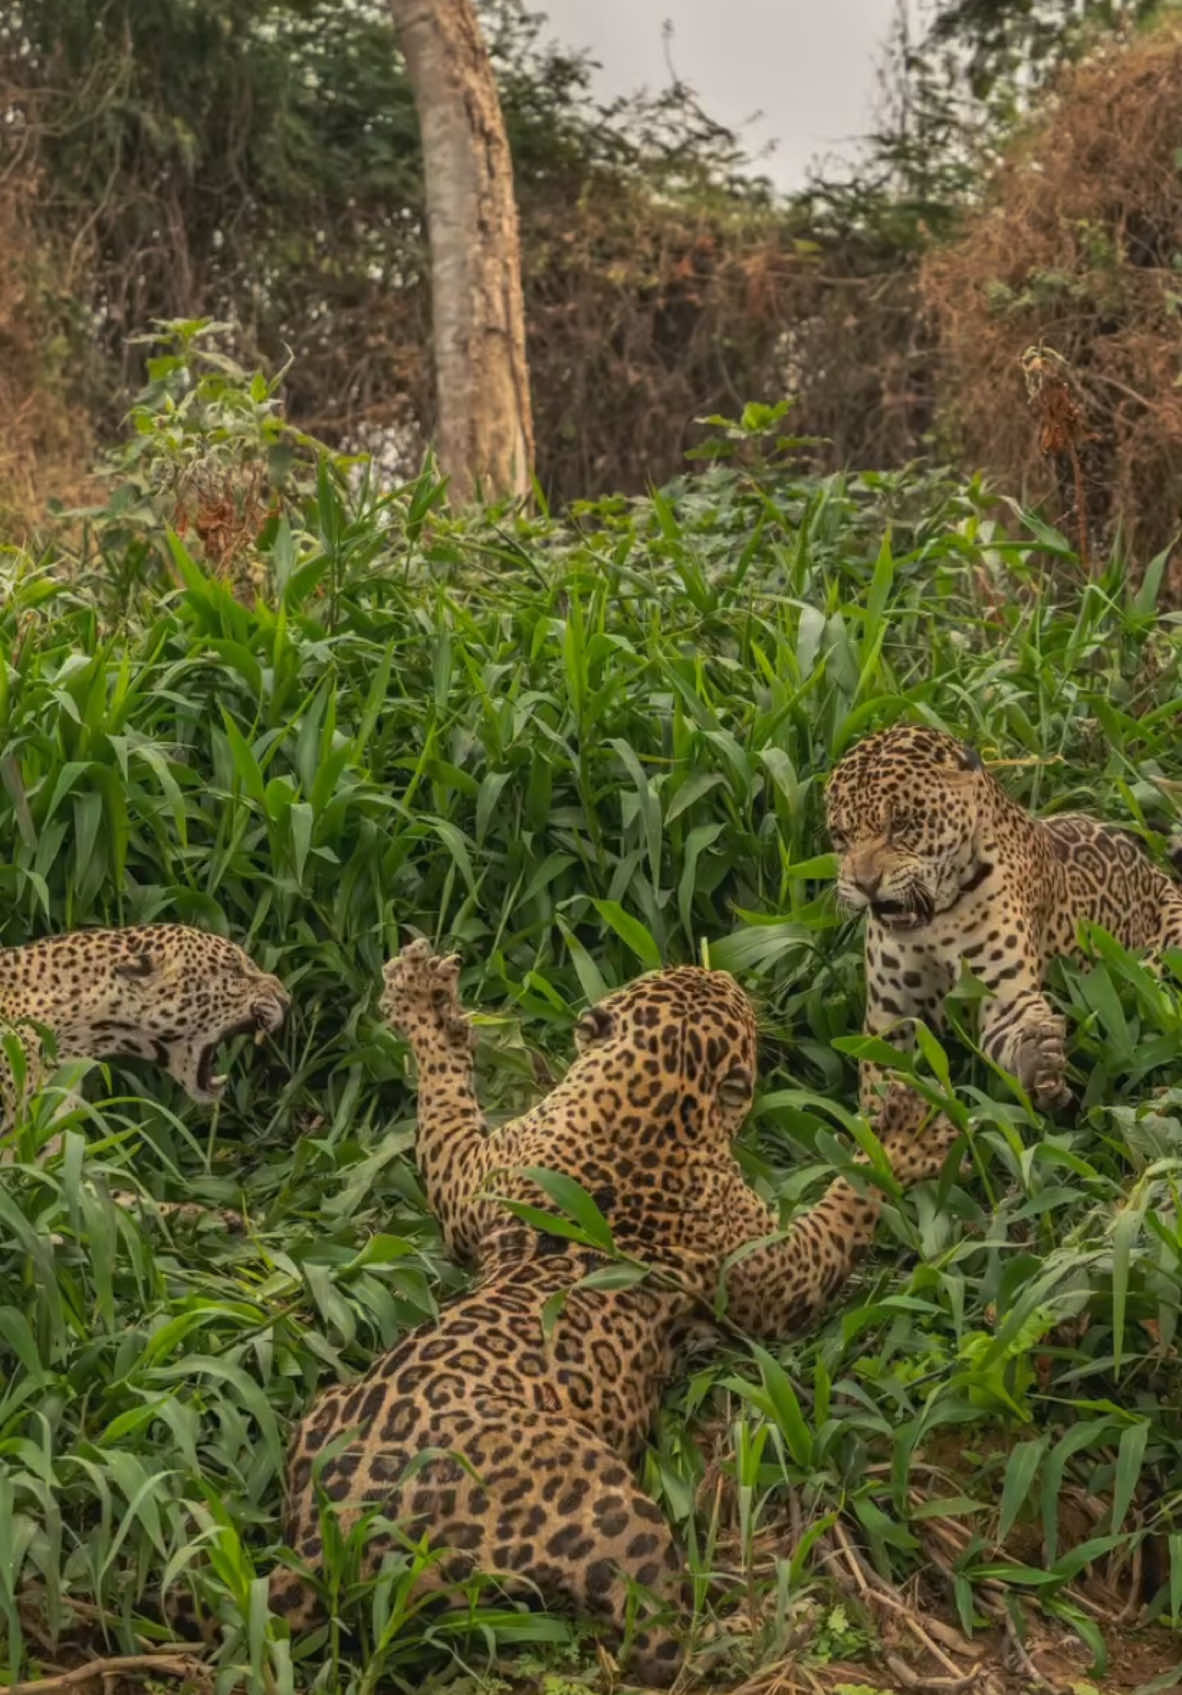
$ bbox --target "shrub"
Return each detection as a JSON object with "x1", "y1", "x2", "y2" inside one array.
[{"x1": 923, "y1": 14, "x2": 1182, "y2": 580}]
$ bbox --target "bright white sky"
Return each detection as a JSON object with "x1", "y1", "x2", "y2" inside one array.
[{"x1": 536, "y1": 0, "x2": 903, "y2": 190}]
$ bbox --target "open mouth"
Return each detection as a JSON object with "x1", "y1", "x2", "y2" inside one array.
[
  {"x1": 871, "y1": 891, "x2": 933, "y2": 930},
  {"x1": 168, "y1": 981, "x2": 289, "y2": 1103},
  {"x1": 195, "y1": 1015, "x2": 259, "y2": 1097},
  {"x1": 193, "y1": 996, "x2": 285, "y2": 1098},
  {"x1": 871, "y1": 899, "x2": 913, "y2": 924}
]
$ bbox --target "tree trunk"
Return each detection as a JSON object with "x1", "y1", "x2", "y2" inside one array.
[{"x1": 389, "y1": 0, "x2": 534, "y2": 507}]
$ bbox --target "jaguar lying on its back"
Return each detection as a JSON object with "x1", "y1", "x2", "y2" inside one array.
[
  {"x1": 0, "y1": 922, "x2": 290, "y2": 1128},
  {"x1": 270, "y1": 940, "x2": 958, "y2": 1682},
  {"x1": 825, "y1": 723, "x2": 1182, "y2": 1123}
]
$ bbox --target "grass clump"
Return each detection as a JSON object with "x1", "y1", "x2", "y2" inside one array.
[{"x1": 1, "y1": 356, "x2": 1180, "y2": 1692}]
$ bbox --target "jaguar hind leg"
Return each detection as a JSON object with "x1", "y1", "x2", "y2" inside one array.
[{"x1": 271, "y1": 1402, "x2": 687, "y2": 1684}]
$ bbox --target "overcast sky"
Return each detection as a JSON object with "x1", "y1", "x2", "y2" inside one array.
[{"x1": 536, "y1": 0, "x2": 902, "y2": 190}]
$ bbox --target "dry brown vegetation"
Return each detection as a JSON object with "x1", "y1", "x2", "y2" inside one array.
[
  {"x1": 0, "y1": 163, "x2": 97, "y2": 537},
  {"x1": 0, "y1": 161, "x2": 931, "y2": 526},
  {"x1": 520, "y1": 179, "x2": 930, "y2": 496},
  {"x1": 923, "y1": 17, "x2": 1182, "y2": 573}
]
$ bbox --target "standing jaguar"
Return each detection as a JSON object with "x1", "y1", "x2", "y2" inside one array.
[
  {"x1": 825, "y1": 722, "x2": 1182, "y2": 1125},
  {"x1": 268, "y1": 940, "x2": 958, "y2": 1683}
]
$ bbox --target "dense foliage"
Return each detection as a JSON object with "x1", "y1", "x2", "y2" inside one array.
[
  {"x1": 922, "y1": 14, "x2": 1182, "y2": 577},
  {"x1": 1, "y1": 354, "x2": 1180, "y2": 1690}
]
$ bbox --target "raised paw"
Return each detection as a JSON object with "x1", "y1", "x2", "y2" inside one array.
[
  {"x1": 379, "y1": 938, "x2": 474, "y2": 1054},
  {"x1": 1011, "y1": 1013, "x2": 1071, "y2": 1111}
]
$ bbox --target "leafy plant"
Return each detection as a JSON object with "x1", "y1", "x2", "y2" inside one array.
[{"x1": 0, "y1": 388, "x2": 1180, "y2": 1688}]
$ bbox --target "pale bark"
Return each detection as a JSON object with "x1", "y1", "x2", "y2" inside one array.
[{"x1": 389, "y1": 0, "x2": 534, "y2": 506}]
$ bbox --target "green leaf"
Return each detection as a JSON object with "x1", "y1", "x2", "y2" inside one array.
[
  {"x1": 521, "y1": 1168, "x2": 616, "y2": 1253},
  {"x1": 589, "y1": 899, "x2": 662, "y2": 970},
  {"x1": 998, "y1": 1438, "x2": 1046, "y2": 1542},
  {"x1": 749, "y1": 1343, "x2": 813, "y2": 1469},
  {"x1": 1110, "y1": 1419, "x2": 1149, "y2": 1535}
]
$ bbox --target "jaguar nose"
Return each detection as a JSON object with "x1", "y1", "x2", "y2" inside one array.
[
  {"x1": 252, "y1": 979, "x2": 290, "y2": 1031},
  {"x1": 853, "y1": 870, "x2": 882, "y2": 898}
]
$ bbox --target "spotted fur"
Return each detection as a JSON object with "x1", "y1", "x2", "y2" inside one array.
[
  {"x1": 825, "y1": 723, "x2": 1182, "y2": 1120},
  {"x1": 0, "y1": 922, "x2": 289, "y2": 1126},
  {"x1": 269, "y1": 939, "x2": 958, "y2": 1682}
]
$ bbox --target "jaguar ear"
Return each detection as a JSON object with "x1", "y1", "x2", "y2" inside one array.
[
  {"x1": 113, "y1": 952, "x2": 155, "y2": 981},
  {"x1": 718, "y1": 1064, "x2": 754, "y2": 1114},
  {"x1": 958, "y1": 740, "x2": 983, "y2": 772},
  {"x1": 574, "y1": 1005, "x2": 613, "y2": 1053}
]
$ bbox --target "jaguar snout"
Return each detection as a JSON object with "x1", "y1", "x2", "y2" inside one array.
[
  {"x1": 251, "y1": 978, "x2": 290, "y2": 1037},
  {"x1": 836, "y1": 851, "x2": 883, "y2": 912}
]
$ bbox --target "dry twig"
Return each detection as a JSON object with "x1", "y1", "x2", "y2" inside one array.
[{"x1": 0, "y1": 1650, "x2": 210, "y2": 1695}]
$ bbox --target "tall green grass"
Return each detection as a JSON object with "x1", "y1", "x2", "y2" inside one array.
[{"x1": 0, "y1": 383, "x2": 1180, "y2": 1690}]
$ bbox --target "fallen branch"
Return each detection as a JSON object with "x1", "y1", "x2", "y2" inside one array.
[{"x1": 0, "y1": 1650, "x2": 209, "y2": 1695}]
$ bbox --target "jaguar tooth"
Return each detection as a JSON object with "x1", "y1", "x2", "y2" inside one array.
[
  {"x1": 254, "y1": 1028, "x2": 266, "y2": 1046},
  {"x1": 212, "y1": 1072, "x2": 228, "y2": 1089}
]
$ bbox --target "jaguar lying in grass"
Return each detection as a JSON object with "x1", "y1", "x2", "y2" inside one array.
[{"x1": 269, "y1": 940, "x2": 957, "y2": 1682}]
